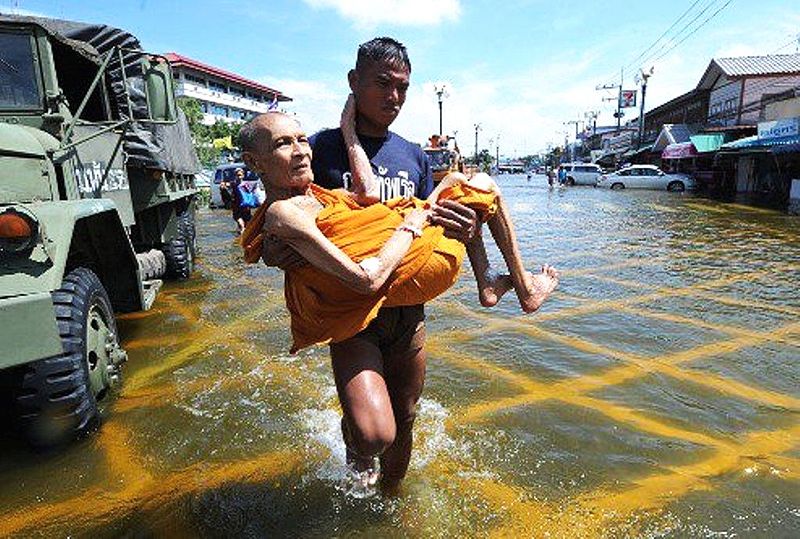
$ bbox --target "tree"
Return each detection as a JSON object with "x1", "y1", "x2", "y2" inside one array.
[{"x1": 176, "y1": 97, "x2": 245, "y2": 168}]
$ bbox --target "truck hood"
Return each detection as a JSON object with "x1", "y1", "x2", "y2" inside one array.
[{"x1": 0, "y1": 123, "x2": 59, "y2": 203}]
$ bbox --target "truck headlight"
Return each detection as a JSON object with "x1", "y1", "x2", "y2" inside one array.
[{"x1": 0, "y1": 207, "x2": 39, "y2": 254}]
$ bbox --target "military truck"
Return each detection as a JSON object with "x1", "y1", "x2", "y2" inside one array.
[
  {"x1": 0, "y1": 15, "x2": 199, "y2": 445},
  {"x1": 422, "y1": 134, "x2": 465, "y2": 184}
]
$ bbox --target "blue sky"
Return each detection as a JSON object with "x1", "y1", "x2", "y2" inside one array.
[{"x1": 5, "y1": 0, "x2": 800, "y2": 156}]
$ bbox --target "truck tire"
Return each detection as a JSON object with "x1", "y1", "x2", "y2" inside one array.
[
  {"x1": 137, "y1": 249, "x2": 167, "y2": 280},
  {"x1": 180, "y1": 208, "x2": 197, "y2": 256},
  {"x1": 13, "y1": 268, "x2": 125, "y2": 446},
  {"x1": 163, "y1": 211, "x2": 195, "y2": 280}
]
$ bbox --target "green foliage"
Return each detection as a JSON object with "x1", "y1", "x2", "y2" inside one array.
[
  {"x1": 465, "y1": 148, "x2": 494, "y2": 171},
  {"x1": 177, "y1": 97, "x2": 244, "y2": 168}
]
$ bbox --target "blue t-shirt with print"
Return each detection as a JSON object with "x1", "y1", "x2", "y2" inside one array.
[{"x1": 310, "y1": 128, "x2": 433, "y2": 201}]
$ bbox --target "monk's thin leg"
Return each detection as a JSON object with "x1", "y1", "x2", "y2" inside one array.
[
  {"x1": 466, "y1": 232, "x2": 513, "y2": 307},
  {"x1": 480, "y1": 177, "x2": 558, "y2": 313}
]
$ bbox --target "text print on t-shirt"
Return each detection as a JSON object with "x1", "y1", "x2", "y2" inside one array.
[{"x1": 342, "y1": 167, "x2": 416, "y2": 202}]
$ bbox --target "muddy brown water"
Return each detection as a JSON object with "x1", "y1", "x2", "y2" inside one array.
[{"x1": 1, "y1": 175, "x2": 798, "y2": 537}]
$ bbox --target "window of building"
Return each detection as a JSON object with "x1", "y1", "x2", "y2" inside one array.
[
  {"x1": 229, "y1": 87, "x2": 245, "y2": 98},
  {"x1": 200, "y1": 101, "x2": 209, "y2": 113},
  {"x1": 185, "y1": 73, "x2": 206, "y2": 86},
  {"x1": 210, "y1": 104, "x2": 228, "y2": 117},
  {"x1": 209, "y1": 80, "x2": 227, "y2": 93}
]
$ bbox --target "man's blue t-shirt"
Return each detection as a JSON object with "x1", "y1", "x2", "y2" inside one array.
[{"x1": 310, "y1": 128, "x2": 433, "y2": 201}]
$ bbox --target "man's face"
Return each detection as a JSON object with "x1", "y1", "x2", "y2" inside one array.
[
  {"x1": 350, "y1": 59, "x2": 410, "y2": 131},
  {"x1": 245, "y1": 114, "x2": 313, "y2": 190}
]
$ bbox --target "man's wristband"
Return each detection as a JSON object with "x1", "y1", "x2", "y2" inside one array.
[{"x1": 396, "y1": 223, "x2": 423, "y2": 238}]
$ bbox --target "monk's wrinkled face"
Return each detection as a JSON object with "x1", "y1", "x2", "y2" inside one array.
[{"x1": 247, "y1": 114, "x2": 313, "y2": 191}]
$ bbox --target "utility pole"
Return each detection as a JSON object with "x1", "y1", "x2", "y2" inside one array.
[
  {"x1": 636, "y1": 67, "x2": 654, "y2": 148},
  {"x1": 565, "y1": 120, "x2": 581, "y2": 161},
  {"x1": 496, "y1": 134, "x2": 500, "y2": 166},
  {"x1": 434, "y1": 84, "x2": 448, "y2": 135},
  {"x1": 473, "y1": 123, "x2": 481, "y2": 163},
  {"x1": 596, "y1": 68, "x2": 624, "y2": 132}
]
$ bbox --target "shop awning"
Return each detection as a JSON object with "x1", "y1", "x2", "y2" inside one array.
[
  {"x1": 721, "y1": 134, "x2": 800, "y2": 150},
  {"x1": 662, "y1": 142, "x2": 698, "y2": 159},
  {"x1": 689, "y1": 133, "x2": 725, "y2": 153}
]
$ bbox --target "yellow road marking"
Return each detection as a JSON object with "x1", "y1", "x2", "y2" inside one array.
[
  {"x1": 684, "y1": 202, "x2": 729, "y2": 214},
  {"x1": 0, "y1": 449, "x2": 304, "y2": 536},
  {"x1": 125, "y1": 301, "x2": 278, "y2": 391}
]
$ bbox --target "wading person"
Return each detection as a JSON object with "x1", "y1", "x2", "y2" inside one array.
[
  {"x1": 231, "y1": 167, "x2": 256, "y2": 235},
  {"x1": 262, "y1": 37, "x2": 484, "y2": 492},
  {"x1": 241, "y1": 109, "x2": 559, "y2": 491}
]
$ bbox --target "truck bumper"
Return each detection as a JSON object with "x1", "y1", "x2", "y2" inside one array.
[{"x1": 0, "y1": 292, "x2": 62, "y2": 370}]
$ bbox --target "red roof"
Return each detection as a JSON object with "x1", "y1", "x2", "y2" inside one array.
[{"x1": 163, "y1": 52, "x2": 291, "y2": 101}]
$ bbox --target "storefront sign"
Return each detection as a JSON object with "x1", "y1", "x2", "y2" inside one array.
[{"x1": 758, "y1": 117, "x2": 800, "y2": 140}]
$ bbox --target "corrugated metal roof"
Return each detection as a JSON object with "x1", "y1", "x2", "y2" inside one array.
[{"x1": 715, "y1": 53, "x2": 800, "y2": 77}]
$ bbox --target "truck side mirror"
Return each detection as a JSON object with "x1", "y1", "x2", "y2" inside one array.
[{"x1": 142, "y1": 56, "x2": 176, "y2": 122}]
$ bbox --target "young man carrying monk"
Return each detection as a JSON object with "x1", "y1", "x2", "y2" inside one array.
[{"x1": 263, "y1": 37, "x2": 479, "y2": 492}]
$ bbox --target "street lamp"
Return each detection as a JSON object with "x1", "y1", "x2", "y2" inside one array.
[
  {"x1": 635, "y1": 67, "x2": 654, "y2": 148},
  {"x1": 434, "y1": 84, "x2": 448, "y2": 136},
  {"x1": 473, "y1": 123, "x2": 481, "y2": 163}
]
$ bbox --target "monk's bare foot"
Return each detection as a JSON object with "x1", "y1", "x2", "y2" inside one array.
[
  {"x1": 518, "y1": 264, "x2": 559, "y2": 313},
  {"x1": 479, "y1": 272, "x2": 513, "y2": 307}
]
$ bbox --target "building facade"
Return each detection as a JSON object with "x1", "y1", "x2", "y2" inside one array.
[
  {"x1": 697, "y1": 54, "x2": 800, "y2": 128},
  {"x1": 165, "y1": 52, "x2": 291, "y2": 125}
]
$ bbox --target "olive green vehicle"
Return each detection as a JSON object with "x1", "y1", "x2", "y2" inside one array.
[{"x1": 0, "y1": 15, "x2": 200, "y2": 445}]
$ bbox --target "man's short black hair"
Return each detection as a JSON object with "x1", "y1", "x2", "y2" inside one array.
[{"x1": 355, "y1": 37, "x2": 411, "y2": 73}]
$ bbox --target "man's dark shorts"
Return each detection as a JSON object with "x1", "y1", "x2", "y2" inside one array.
[{"x1": 347, "y1": 304, "x2": 425, "y2": 357}]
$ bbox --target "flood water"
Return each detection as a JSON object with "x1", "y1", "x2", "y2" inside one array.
[{"x1": 1, "y1": 174, "x2": 798, "y2": 537}]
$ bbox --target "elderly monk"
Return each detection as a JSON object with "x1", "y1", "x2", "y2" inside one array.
[{"x1": 241, "y1": 108, "x2": 558, "y2": 351}]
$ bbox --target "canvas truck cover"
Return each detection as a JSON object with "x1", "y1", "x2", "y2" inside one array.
[{"x1": 0, "y1": 14, "x2": 200, "y2": 175}]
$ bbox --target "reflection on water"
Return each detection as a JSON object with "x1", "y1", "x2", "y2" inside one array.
[{"x1": 1, "y1": 175, "x2": 798, "y2": 537}]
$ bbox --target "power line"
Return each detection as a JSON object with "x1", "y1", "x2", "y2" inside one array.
[
  {"x1": 619, "y1": 0, "x2": 705, "y2": 79},
  {"x1": 649, "y1": 0, "x2": 735, "y2": 64},
  {"x1": 597, "y1": 0, "x2": 718, "y2": 87},
  {"x1": 637, "y1": 0, "x2": 726, "y2": 68}
]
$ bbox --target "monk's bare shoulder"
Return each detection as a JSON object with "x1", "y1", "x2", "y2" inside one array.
[{"x1": 264, "y1": 196, "x2": 321, "y2": 239}]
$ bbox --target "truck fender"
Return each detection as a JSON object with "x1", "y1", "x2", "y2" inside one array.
[{"x1": 7, "y1": 199, "x2": 144, "y2": 312}]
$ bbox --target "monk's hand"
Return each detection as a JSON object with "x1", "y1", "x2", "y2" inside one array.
[
  {"x1": 430, "y1": 200, "x2": 478, "y2": 243},
  {"x1": 262, "y1": 235, "x2": 307, "y2": 271}
]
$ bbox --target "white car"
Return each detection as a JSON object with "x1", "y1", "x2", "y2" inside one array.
[
  {"x1": 560, "y1": 163, "x2": 603, "y2": 186},
  {"x1": 596, "y1": 165, "x2": 696, "y2": 192}
]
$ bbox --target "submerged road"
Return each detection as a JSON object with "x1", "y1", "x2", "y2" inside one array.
[{"x1": 1, "y1": 174, "x2": 798, "y2": 537}]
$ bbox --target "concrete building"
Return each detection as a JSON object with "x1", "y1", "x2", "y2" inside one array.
[
  {"x1": 165, "y1": 52, "x2": 291, "y2": 125},
  {"x1": 697, "y1": 53, "x2": 800, "y2": 128}
]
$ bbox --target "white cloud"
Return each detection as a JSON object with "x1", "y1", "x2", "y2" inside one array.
[{"x1": 302, "y1": 0, "x2": 461, "y2": 28}]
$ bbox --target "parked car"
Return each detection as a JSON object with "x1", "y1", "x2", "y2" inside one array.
[
  {"x1": 560, "y1": 163, "x2": 603, "y2": 186},
  {"x1": 210, "y1": 163, "x2": 260, "y2": 208},
  {"x1": 596, "y1": 165, "x2": 696, "y2": 192}
]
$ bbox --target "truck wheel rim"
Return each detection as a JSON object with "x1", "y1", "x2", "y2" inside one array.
[{"x1": 85, "y1": 303, "x2": 112, "y2": 396}]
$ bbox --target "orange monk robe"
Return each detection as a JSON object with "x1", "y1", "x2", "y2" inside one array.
[{"x1": 242, "y1": 183, "x2": 497, "y2": 352}]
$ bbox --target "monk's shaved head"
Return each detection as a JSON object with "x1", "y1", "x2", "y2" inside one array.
[{"x1": 239, "y1": 112, "x2": 298, "y2": 155}]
